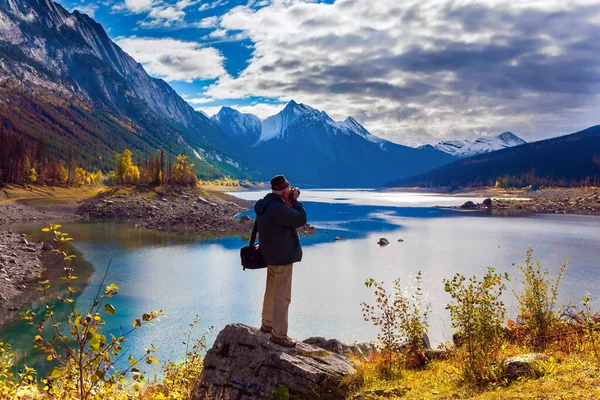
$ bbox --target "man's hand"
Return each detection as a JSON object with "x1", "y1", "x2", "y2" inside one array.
[{"x1": 290, "y1": 187, "x2": 301, "y2": 201}]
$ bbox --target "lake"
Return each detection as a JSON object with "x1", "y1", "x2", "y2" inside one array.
[{"x1": 2, "y1": 189, "x2": 600, "y2": 374}]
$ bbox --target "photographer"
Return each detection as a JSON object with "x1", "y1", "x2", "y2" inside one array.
[{"x1": 254, "y1": 175, "x2": 307, "y2": 347}]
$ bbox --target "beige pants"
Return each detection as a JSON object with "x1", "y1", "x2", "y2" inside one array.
[{"x1": 261, "y1": 264, "x2": 293, "y2": 339}]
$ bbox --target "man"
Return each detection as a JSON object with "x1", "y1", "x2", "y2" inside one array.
[{"x1": 254, "y1": 174, "x2": 307, "y2": 347}]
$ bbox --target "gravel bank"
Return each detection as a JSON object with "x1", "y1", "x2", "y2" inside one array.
[
  {"x1": 79, "y1": 186, "x2": 317, "y2": 236},
  {"x1": 456, "y1": 188, "x2": 600, "y2": 215},
  {"x1": 0, "y1": 230, "x2": 50, "y2": 327}
]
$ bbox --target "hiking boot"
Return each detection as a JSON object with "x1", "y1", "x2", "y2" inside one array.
[
  {"x1": 270, "y1": 335, "x2": 296, "y2": 348},
  {"x1": 260, "y1": 324, "x2": 273, "y2": 333}
]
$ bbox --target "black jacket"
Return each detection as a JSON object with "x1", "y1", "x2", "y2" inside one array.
[{"x1": 254, "y1": 193, "x2": 307, "y2": 266}]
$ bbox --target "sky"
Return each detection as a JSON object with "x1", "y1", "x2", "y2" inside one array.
[{"x1": 57, "y1": 0, "x2": 600, "y2": 146}]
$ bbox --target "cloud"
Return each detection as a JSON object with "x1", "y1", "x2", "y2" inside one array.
[
  {"x1": 208, "y1": 28, "x2": 228, "y2": 38},
  {"x1": 73, "y1": 4, "x2": 99, "y2": 17},
  {"x1": 233, "y1": 102, "x2": 285, "y2": 119},
  {"x1": 198, "y1": 0, "x2": 228, "y2": 12},
  {"x1": 196, "y1": 106, "x2": 222, "y2": 116},
  {"x1": 183, "y1": 96, "x2": 215, "y2": 104},
  {"x1": 123, "y1": 0, "x2": 155, "y2": 13},
  {"x1": 114, "y1": 0, "x2": 199, "y2": 26},
  {"x1": 199, "y1": 0, "x2": 600, "y2": 145},
  {"x1": 115, "y1": 37, "x2": 228, "y2": 81},
  {"x1": 197, "y1": 16, "x2": 219, "y2": 28},
  {"x1": 140, "y1": 5, "x2": 186, "y2": 26}
]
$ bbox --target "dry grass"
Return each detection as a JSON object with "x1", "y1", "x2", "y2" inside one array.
[
  {"x1": 344, "y1": 345, "x2": 600, "y2": 400},
  {"x1": 0, "y1": 184, "x2": 106, "y2": 205}
]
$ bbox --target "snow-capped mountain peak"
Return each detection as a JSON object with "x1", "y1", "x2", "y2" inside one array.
[
  {"x1": 211, "y1": 107, "x2": 261, "y2": 142},
  {"x1": 258, "y1": 100, "x2": 338, "y2": 142},
  {"x1": 337, "y1": 116, "x2": 381, "y2": 143},
  {"x1": 420, "y1": 131, "x2": 527, "y2": 158}
]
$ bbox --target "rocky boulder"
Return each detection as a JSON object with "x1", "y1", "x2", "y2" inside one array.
[
  {"x1": 502, "y1": 353, "x2": 548, "y2": 379},
  {"x1": 193, "y1": 324, "x2": 356, "y2": 400},
  {"x1": 303, "y1": 337, "x2": 376, "y2": 360},
  {"x1": 460, "y1": 201, "x2": 477, "y2": 209},
  {"x1": 377, "y1": 238, "x2": 389, "y2": 246}
]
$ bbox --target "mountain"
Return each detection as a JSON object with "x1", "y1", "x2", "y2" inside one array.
[
  {"x1": 211, "y1": 101, "x2": 455, "y2": 187},
  {"x1": 0, "y1": 0, "x2": 453, "y2": 187},
  {"x1": 391, "y1": 126, "x2": 600, "y2": 188},
  {"x1": 419, "y1": 132, "x2": 526, "y2": 158},
  {"x1": 211, "y1": 107, "x2": 261, "y2": 146},
  {"x1": 0, "y1": 0, "x2": 249, "y2": 178}
]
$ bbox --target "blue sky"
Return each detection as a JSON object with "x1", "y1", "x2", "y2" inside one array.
[{"x1": 57, "y1": 0, "x2": 600, "y2": 146}]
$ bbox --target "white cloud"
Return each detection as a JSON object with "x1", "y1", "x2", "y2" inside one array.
[
  {"x1": 208, "y1": 28, "x2": 227, "y2": 38},
  {"x1": 233, "y1": 103, "x2": 285, "y2": 119},
  {"x1": 115, "y1": 0, "x2": 199, "y2": 26},
  {"x1": 199, "y1": 0, "x2": 600, "y2": 145},
  {"x1": 123, "y1": 0, "x2": 155, "y2": 13},
  {"x1": 116, "y1": 37, "x2": 228, "y2": 81},
  {"x1": 140, "y1": 6, "x2": 186, "y2": 26},
  {"x1": 198, "y1": 0, "x2": 228, "y2": 12},
  {"x1": 73, "y1": 4, "x2": 99, "y2": 17},
  {"x1": 197, "y1": 16, "x2": 219, "y2": 28},
  {"x1": 196, "y1": 106, "x2": 222, "y2": 116},
  {"x1": 184, "y1": 96, "x2": 215, "y2": 104}
]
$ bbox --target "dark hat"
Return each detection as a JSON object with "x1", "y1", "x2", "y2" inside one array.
[{"x1": 270, "y1": 175, "x2": 290, "y2": 190}]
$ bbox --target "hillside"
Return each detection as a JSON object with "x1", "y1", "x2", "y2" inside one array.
[
  {"x1": 390, "y1": 125, "x2": 600, "y2": 188},
  {"x1": 0, "y1": 0, "x2": 252, "y2": 179}
]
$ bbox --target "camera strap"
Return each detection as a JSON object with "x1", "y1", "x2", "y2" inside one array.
[{"x1": 249, "y1": 199, "x2": 273, "y2": 247}]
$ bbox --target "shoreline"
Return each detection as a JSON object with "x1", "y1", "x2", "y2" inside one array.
[
  {"x1": 0, "y1": 230, "x2": 47, "y2": 327},
  {"x1": 0, "y1": 184, "x2": 317, "y2": 327},
  {"x1": 385, "y1": 186, "x2": 600, "y2": 216}
]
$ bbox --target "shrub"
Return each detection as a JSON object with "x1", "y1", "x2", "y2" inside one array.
[
  {"x1": 0, "y1": 340, "x2": 37, "y2": 398},
  {"x1": 513, "y1": 248, "x2": 568, "y2": 348},
  {"x1": 144, "y1": 315, "x2": 212, "y2": 399},
  {"x1": 578, "y1": 296, "x2": 600, "y2": 364},
  {"x1": 21, "y1": 224, "x2": 163, "y2": 400},
  {"x1": 361, "y1": 271, "x2": 431, "y2": 377},
  {"x1": 443, "y1": 267, "x2": 509, "y2": 384}
]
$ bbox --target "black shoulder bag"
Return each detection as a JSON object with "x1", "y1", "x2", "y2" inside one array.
[{"x1": 240, "y1": 201, "x2": 271, "y2": 271}]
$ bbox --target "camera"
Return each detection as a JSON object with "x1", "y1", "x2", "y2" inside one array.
[{"x1": 290, "y1": 187, "x2": 300, "y2": 199}]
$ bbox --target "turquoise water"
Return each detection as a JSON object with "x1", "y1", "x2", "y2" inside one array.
[{"x1": 2, "y1": 190, "x2": 600, "y2": 374}]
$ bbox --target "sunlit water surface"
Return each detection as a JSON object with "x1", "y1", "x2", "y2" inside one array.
[{"x1": 2, "y1": 189, "x2": 599, "y2": 373}]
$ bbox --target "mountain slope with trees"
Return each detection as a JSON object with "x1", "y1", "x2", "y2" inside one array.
[{"x1": 0, "y1": 0, "x2": 254, "y2": 184}]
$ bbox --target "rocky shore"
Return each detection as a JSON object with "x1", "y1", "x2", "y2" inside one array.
[
  {"x1": 79, "y1": 186, "x2": 317, "y2": 236},
  {"x1": 0, "y1": 230, "x2": 50, "y2": 326},
  {"x1": 457, "y1": 188, "x2": 600, "y2": 216}
]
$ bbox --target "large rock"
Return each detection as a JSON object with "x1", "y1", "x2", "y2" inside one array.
[
  {"x1": 302, "y1": 337, "x2": 376, "y2": 360},
  {"x1": 502, "y1": 353, "x2": 548, "y2": 379},
  {"x1": 193, "y1": 324, "x2": 356, "y2": 399},
  {"x1": 460, "y1": 201, "x2": 477, "y2": 209},
  {"x1": 377, "y1": 238, "x2": 389, "y2": 246}
]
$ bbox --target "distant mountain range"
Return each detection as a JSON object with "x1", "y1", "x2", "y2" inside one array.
[
  {"x1": 419, "y1": 132, "x2": 526, "y2": 158},
  {"x1": 210, "y1": 101, "x2": 454, "y2": 187},
  {"x1": 391, "y1": 126, "x2": 600, "y2": 188}
]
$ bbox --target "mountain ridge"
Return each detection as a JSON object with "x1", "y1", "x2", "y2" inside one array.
[
  {"x1": 419, "y1": 131, "x2": 526, "y2": 158},
  {"x1": 393, "y1": 125, "x2": 600, "y2": 188},
  {"x1": 210, "y1": 101, "x2": 455, "y2": 187}
]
